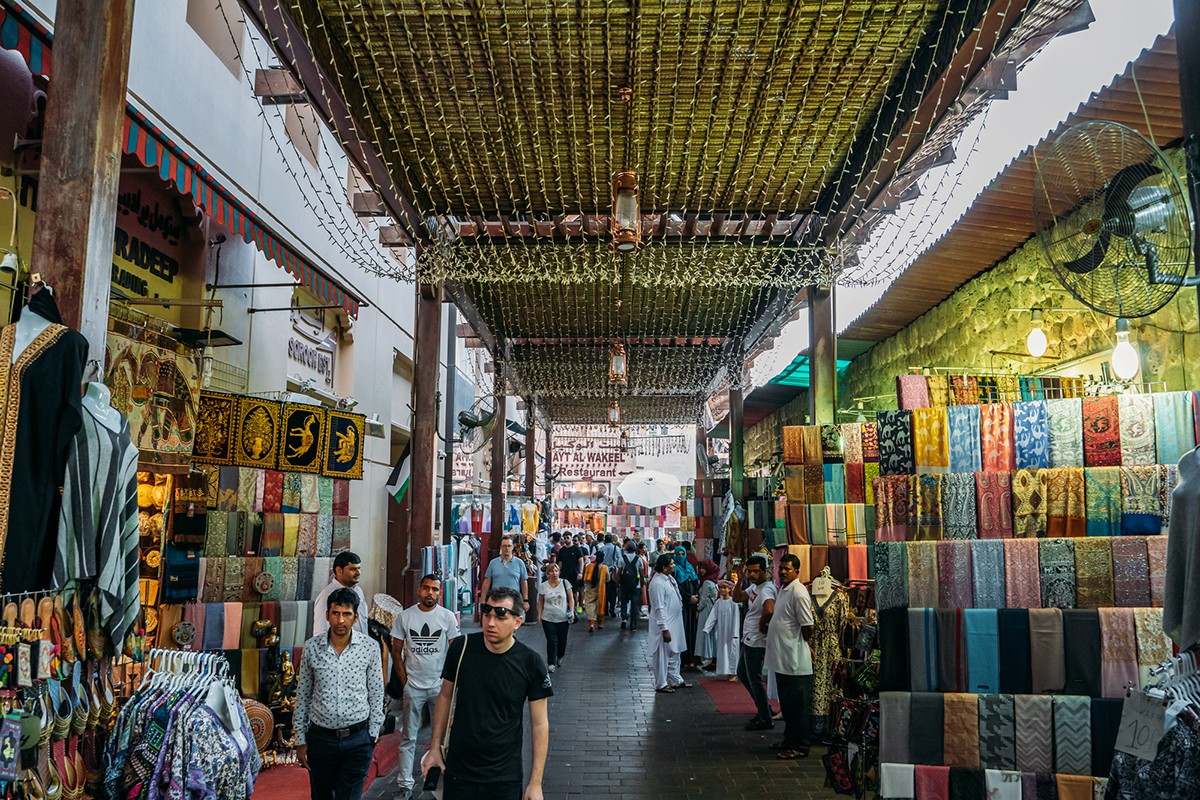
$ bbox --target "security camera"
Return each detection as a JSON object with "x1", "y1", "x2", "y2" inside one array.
[
  {"x1": 341, "y1": 396, "x2": 359, "y2": 410},
  {"x1": 301, "y1": 378, "x2": 317, "y2": 392}
]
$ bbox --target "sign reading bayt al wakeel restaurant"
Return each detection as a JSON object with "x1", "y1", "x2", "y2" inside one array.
[{"x1": 551, "y1": 425, "x2": 635, "y2": 480}]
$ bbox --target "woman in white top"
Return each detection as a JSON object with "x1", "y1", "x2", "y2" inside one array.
[{"x1": 538, "y1": 563, "x2": 575, "y2": 671}]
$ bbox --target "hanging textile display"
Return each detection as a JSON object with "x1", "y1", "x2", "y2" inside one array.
[
  {"x1": 975, "y1": 472, "x2": 1013, "y2": 539},
  {"x1": 1038, "y1": 538, "x2": 1076, "y2": 609},
  {"x1": 947, "y1": 405, "x2": 982, "y2": 474},
  {"x1": 927, "y1": 375, "x2": 950, "y2": 408},
  {"x1": 980, "y1": 403, "x2": 1015, "y2": 473},
  {"x1": 942, "y1": 473, "x2": 977, "y2": 540},
  {"x1": 1046, "y1": 398, "x2": 1084, "y2": 468},
  {"x1": 1010, "y1": 469, "x2": 1047, "y2": 538},
  {"x1": 896, "y1": 374, "x2": 931, "y2": 411},
  {"x1": 278, "y1": 403, "x2": 328, "y2": 474},
  {"x1": 1003, "y1": 539, "x2": 1040, "y2": 609},
  {"x1": 1118, "y1": 394, "x2": 1157, "y2": 466},
  {"x1": 193, "y1": 390, "x2": 238, "y2": 465},
  {"x1": 873, "y1": 475, "x2": 910, "y2": 542},
  {"x1": 105, "y1": 315, "x2": 200, "y2": 473},
  {"x1": 1012, "y1": 400, "x2": 1050, "y2": 470},
  {"x1": 323, "y1": 410, "x2": 365, "y2": 480},
  {"x1": 1119, "y1": 465, "x2": 1161, "y2": 535},
  {"x1": 950, "y1": 375, "x2": 980, "y2": 406},
  {"x1": 912, "y1": 407, "x2": 949, "y2": 474},
  {"x1": 1110, "y1": 537, "x2": 1150, "y2": 608},
  {"x1": 1082, "y1": 396, "x2": 1121, "y2": 467},
  {"x1": 1153, "y1": 391, "x2": 1195, "y2": 466},
  {"x1": 1044, "y1": 468, "x2": 1086, "y2": 538},
  {"x1": 1085, "y1": 466, "x2": 1123, "y2": 537},
  {"x1": 909, "y1": 474, "x2": 943, "y2": 541},
  {"x1": 877, "y1": 410, "x2": 914, "y2": 476},
  {"x1": 1074, "y1": 538, "x2": 1114, "y2": 609},
  {"x1": 971, "y1": 540, "x2": 1006, "y2": 609},
  {"x1": 233, "y1": 397, "x2": 282, "y2": 470}
]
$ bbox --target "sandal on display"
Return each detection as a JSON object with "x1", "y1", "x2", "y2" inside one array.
[
  {"x1": 46, "y1": 680, "x2": 71, "y2": 742},
  {"x1": 54, "y1": 598, "x2": 74, "y2": 666},
  {"x1": 69, "y1": 667, "x2": 89, "y2": 736},
  {"x1": 71, "y1": 603, "x2": 86, "y2": 664},
  {"x1": 85, "y1": 591, "x2": 107, "y2": 660}
]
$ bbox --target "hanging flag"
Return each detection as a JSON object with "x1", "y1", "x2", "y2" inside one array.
[{"x1": 385, "y1": 442, "x2": 412, "y2": 504}]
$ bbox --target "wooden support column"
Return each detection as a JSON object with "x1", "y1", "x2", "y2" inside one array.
[
  {"x1": 401, "y1": 283, "x2": 441, "y2": 598},
  {"x1": 808, "y1": 286, "x2": 837, "y2": 425},
  {"x1": 489, "y1": 380, "x2": 507, "y2": 560},
  {"x1": 544, "y1": 422, "x2": 554, "y2": 496},
  {"x1": 29, "y1": 0, "x2": 135, "y2": 354},
  {"x1": 1176, "y1": 0, "x2": 1200, "y2": 307},
  {"x1": 524, "y1": 397, "x2": 537, "y2": 500}
]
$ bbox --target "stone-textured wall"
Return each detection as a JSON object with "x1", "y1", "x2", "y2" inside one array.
[
  {"x1": 841, "y1": 149, "x2": 1200, "y2": 409},
  {"x1": 744, "y1": 391, "x2": 809, "y2": 466}
]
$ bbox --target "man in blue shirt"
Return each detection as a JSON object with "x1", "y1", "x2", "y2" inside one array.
[{"x1": 482, "y1": 535, "x2": 530, "y2": 615}]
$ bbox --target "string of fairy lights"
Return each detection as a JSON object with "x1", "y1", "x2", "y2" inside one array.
[
  {"x1": 213, "y1": 0, "x2": 413, "y2": 283},
  {"x1": 248, "y1": 0, "x2": 1075, "y2": 423}
]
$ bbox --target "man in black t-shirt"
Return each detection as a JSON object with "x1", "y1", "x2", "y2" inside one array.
[
  {"x1": 556, "y1": 533, "x2": 585, "y2": 610},
  {"x1": 422, "y1": 586, "x2": 553, "y2": 800}
]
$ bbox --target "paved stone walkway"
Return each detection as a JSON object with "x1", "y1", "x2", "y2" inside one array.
[{"x1": 368, "y1": 618, "x2": 837, "y2": 799}]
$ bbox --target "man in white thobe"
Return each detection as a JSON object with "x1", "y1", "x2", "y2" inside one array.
[
  {"x1": 702, "y1": 580, "x2": 741, "y2": 677},
  {"x1": 648, "y1": 554, "x2": 690, "y2": 692}
]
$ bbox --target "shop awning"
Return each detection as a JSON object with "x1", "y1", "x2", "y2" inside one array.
[{"x1": 0, "y1": 0, "x2": 363, "y2": 317}]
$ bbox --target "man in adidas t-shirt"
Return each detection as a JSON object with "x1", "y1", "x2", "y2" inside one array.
[{"x1": 391, "y1": 574, "x2": 461, "y2": 799}]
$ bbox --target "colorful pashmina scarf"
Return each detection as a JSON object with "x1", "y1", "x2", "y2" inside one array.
[
  {"x1": 1013, "y1": 401, "x2": 1050, "y2": 470},
  {"x1": 1118, "y1": 394, "x2": 1156, "y2": 466},
  {"x1": 975, "y1": 471, "x2": 1013, "y2": 539},
  {"x1": 878, "y1": 410, "x2": 915, "y2": 476},
  {"x1": 947, "y1": 405, "x2": 983, "y2": 473},
  {"x1": 1046, "y1": 397, "x2": 1084, "y2": 468},
  {"x1": 980, "y1": 403, "x2": 1016, "y2": 473},
  {"x1": 1011, "y1": 469, "x2": 1048, "y2": 538},
  {"x1": 1082, "y1": 396, "x2": 1120, "y2": 467},
  {"x1": 913, "y1": 407, "x2": 950, "y2": 474},
  {"x1": 1044, "y1": 468, "x2": 1086, "y2": 537},
  {"x1": 1083, "y1": 467, "x2": 1122, "y2": 537}
]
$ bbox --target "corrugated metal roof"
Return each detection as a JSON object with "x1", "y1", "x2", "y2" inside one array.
[{"x1": 841, "y1": 29, "x2": 1182, "y2": 344}]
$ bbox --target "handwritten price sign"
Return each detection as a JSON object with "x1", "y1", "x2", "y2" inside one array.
[{"x1": 1114, "y1": 691, "x2": 1166, "y2": 762}]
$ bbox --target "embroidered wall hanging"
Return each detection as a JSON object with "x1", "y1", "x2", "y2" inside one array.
[
  {"x1": 193, "y1": 391, "x2": 237, "y2": 465},
  {"x1": 233, "y1": 397, "x2": 281, "y2": 469},
  {"x1": 278, "y1": 403, "x2": 327, "y2": 474},
  {"x1": 323, "y1": 410, "x2": 364, "y2": 480}
]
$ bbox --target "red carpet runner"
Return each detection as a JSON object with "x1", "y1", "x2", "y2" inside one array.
[
  {"x1": 251, "y1": 732, "x2": 400, "y2": 798},
  {"x1": 699, "y1": 676, "x2": 759, "y2": 715}
]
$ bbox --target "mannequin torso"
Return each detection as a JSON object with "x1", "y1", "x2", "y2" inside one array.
[
  {"x1": 81, "y1": 382, "x2": 121, "y2": 432},
  {"x1": 11, "y1": 306, "x2": 54, "y2": 363}
]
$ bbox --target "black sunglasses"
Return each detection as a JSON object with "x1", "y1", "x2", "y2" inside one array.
[{"x1": 480, "y1": 603, "x2": 520, "y2": 620}]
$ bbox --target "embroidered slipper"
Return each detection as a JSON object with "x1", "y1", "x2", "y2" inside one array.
[
  {"x1": 54, "y1": 597, "x2": 74, "y2": 666},
  {"x1": 71, "y1": 602, "x2": 86, "y2": 662}
]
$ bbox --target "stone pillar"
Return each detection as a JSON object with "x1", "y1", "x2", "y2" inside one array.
[
  {"x1": 30, "y1": 0, "x2": 135, "y2": 355},
  {"x1": 808, "y1": 286, "x2": 837, "y2": 425}
]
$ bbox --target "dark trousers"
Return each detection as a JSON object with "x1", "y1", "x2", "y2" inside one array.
[
  {"x1": 606, "y1": 580, "x2": 619, "y2": 617},
  {"x1": 737, "y1": 645, "x2": 772, "y2": 723},
  {"x1": 619, "y1": 587, "x2": 641, "y2": 629},
  {"x1": 541, "y1": 619, "x2": 569, "y2": 666},
  {"x1": 306, "y1": 724, "x2": 375, "y2": 800},
  {"x1": 444, "y1": 775, "x2": 523, "y2": 800},
  {"x1": 776, "y1": 672, "x2": 814, "y2": 751}
]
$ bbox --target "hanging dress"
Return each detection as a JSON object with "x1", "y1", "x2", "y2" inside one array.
[{"x1": 810, "y1": 588, "x2": 851, "y2": 730}]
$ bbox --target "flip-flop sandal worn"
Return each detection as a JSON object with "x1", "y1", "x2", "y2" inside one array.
[
  {"x1": 776, "y1": 749, "x2": 808, "y2": 760},
  {"x1": 655, "y1": 687, "x2": 675, "y2": 693}
]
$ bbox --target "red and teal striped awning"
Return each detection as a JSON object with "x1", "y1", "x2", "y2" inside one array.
[{"x1": 0, "y1": 0, "x2": 362, "y2": 317}]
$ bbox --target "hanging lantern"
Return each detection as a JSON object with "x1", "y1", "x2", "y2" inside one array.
[
  {"x1": 608, "y1": 400, "x2": 621, "y2": 427},
  {"x1": 609, "y1": 340, "x2": 628, "y2": 385},
  {"x1": 610, "y1": 171, "x2": 641, "y2": 253}
]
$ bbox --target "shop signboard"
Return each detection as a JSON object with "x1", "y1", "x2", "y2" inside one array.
[
  {"x1": 288, "y1": 293, "x2": 338, "y2": 388},
  {"x1": 551, "y1": 425, "x2": 634, "y2": 480}
]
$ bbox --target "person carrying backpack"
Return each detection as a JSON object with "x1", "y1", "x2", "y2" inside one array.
[{"x1": 617, "y1": 540, "x2": 646, "y2": 631}]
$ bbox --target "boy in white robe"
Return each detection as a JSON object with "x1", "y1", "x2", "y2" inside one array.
[{"x1": 702, "y1": 580, "x2": 741, "y2": 680}]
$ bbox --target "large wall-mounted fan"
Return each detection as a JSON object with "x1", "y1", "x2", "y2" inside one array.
[
  {"x1": 1033, "y1": 120, "x2": 1196, "y2": 318},
  {"x1": 456, "y1": 396, "x2": 496, "y2": 455}
]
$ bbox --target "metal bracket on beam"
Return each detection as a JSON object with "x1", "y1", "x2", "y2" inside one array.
[
  {"x1": 351, "y1": 191, "x2": 385, "y2": 217},
  {"x1": 253, "y1": 68, "x2": 306, "y2": 105}
]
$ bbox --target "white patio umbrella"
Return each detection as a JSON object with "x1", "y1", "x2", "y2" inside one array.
[{"x1": 616, "y1": 469, "x2": 682, "y2": 509}]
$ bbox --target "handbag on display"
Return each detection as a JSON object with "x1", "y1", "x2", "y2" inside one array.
[{"x1": 822, "y1": 749, "x2": 856, "y2": 796}]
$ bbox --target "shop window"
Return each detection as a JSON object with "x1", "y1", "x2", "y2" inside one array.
[
  {"x1": 285, "y1": 104, "x2": 322, "y2": 168},
  {"x1": 186, "y1": 0, "x2": 244, "y2": 80}
]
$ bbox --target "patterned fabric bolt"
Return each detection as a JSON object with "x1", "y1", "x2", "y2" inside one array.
[
  {"x1": 1052, "y1": 695, "x2": 1092, "y2": 776},
  {"x1": 981, "y1": 403, "x2": 1016, "y2": 473},
  {"x1": 1038, "y1": 538, "x2": 1077, "y2": 609},
  {"x1": 1046, "y1": 398, "x2": 1084, "y2": 468},
  {"x1": 913, "y1": 407, "x2": 951, "y2": 474},
  {"x1": 1013, "y1": 695, "x2": 1054, "y2": 773},
  {"x1": 1045, "y1": 467, "x2": 1086, "y2": 537},
  {"x1": 1082, "y1": 396, "x2": 1121, "y2": 467},
  {"x1": 1003, "y1": 539, "x2": 1041, "y2": 609},
  {"x1": 937, "y1": 540, "x2": 974, "y2": 609},
  {"x1": 875, "y1": 541, "x2": 908, "y2": 610},
  {"x1": 1154, "y1": 391, "x2": 1196, "y2": 467},
  {"x1": 1118, "y1": 394, "x2": 1157, "y2": 466},
  {"x1": 971, "y1": 540, "x2": 1006, "y2": 609},
  {"x1": 1011, "y1": 469, "x2": 1048, "y2": 538},
  {"x1": 1073, "y1": 538, "x2": 1114, "y2": 609},
  {"x1": 1013, "y1": 401, "x2": 1051, "y2": 470},
  {"x1": 976, "y1": 472, "x2": 1013, "y2": 539},
  {"x1": 878, "y1": 410, "x2": 915, "y2": 476},
  {"x1": 948, "y1": 405, "x2": 983, "y2": 474},
  {"x1": 1084, "y1": 467, "x2": 1122, "y2": 537},
  {"x1": 977, "y1": 694, "x2": 1016, "y2": 770}
]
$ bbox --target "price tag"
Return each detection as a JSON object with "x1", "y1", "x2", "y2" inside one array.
[{"x1": 1114, "y1": 691, "x2": 1167, "y2": 761}]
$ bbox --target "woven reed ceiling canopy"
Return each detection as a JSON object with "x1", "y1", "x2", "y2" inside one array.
[{"x1": 264, "y1": 0, "x2": 1077, "y2": 422}]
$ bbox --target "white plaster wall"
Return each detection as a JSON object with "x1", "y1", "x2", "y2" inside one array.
[{"x1": 23, "y1": 0, "x2": 419, "y2": 600}]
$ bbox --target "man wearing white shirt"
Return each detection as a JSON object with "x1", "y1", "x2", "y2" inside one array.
[
  {"x1": 312, "y1": 552, "x2": 369, "y2": 637},
  {"x1": 648, "y1": 554, "x2": 691, "y2": 692},
  {"x1": 391, "y1": 574, "x2": 461, "y2": 799},
  {"x1": 734, "y1": 554, "x2": 777, "y2": 730},
  {"x1": 765, "y1": 553, "x2": 815, "y2": 759}
]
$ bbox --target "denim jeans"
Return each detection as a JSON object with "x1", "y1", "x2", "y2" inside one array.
[
  {"x1": 619, "y1": 587, "x2": 641, "y2": 629},
  {"x1": 736, "y1": 644, "x2": 772, "y2": 723},
  {"x1": 306, "y1": 724, "x2": 376, "y2": 800}
]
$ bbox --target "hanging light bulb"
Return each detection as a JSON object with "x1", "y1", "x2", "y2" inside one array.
[
  {"x1": 854, "y1": 401, "x2": 867, "y2": 424},
  {"x1": 1026, "y1": 309, "x2": 1048, "y2": 358},
  {"x1": 608, "y1": 400, "x2": 621, "y2": 427},
  {"x1": 1111, "y1": 318, "x2": 1140, "y2": 381},
  {"x1": 608, "y1": 340, "x2": 628, "y2": 385}
]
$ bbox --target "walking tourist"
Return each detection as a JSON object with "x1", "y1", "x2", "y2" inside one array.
[
  {"x1": 734, "y1": 554, "x2": 777, "y2": 731},
  {"x1": 295, "y1": 588, "x2": 385, "y2": 800},
  {"x1": 391, "y1": 574, "x2": 461, "y2": 799},
  {"x1": 694, "y1": 560, "x2": 721, "y2": 670},
  {"x1": 556, "y1": 533, "x2": 585, "y2": 614},
  {"x1": 702, "y1": 580, "x2": 741, "y2": 680},
  {"x1": 648, "y1": 554, "x2": 691, "y2": 693},
  {"x1": 312, "y1": 551, "x2": 369, "y2": 637},
  {"x1": 481, "y1": 535, "x2": 530, "y2": 615},
  {"x1": 422, "y1": 587, "x2": 553, "y2": 800},
  {"x1": 673, "y1": 546, "x2": 701, "y2": 669},
  {"x1": 765, "y1": 553, "x2": 814, "y2": 759},
  {"x1": 581, "y1": 551, "x2": 608, "y2": 632},
  {"x1": 538, "y1": 562, "x2": 574, "y2": 671},
  {"x1": 616, "y1": 540, "x2": 646, "y2": 630},
  {"x1": 597, "y1": 534, "x2": 622, "y2": 619}
]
